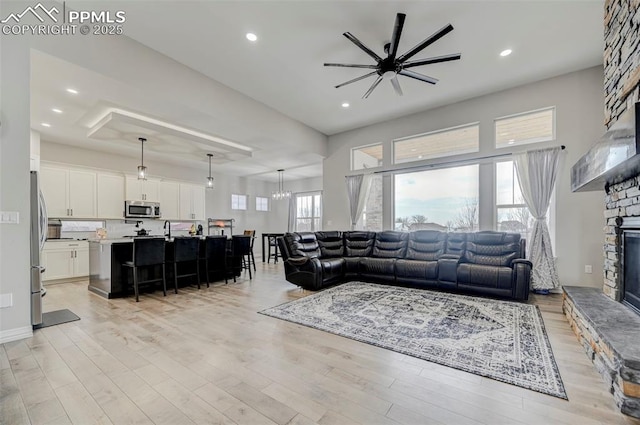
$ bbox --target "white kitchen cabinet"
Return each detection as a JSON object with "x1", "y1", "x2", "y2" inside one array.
[
  {"x1": 158, "y1": 181, "x2": 180, "y2": 220},
  {"x1": 126, "y1": 176, "x2": 159, "y2": 202},
  {"x1": 40, "y1": 166, "x2": 97, "y2": 218},
  {"x1": 179, "y1": 184, "x2": 206, "y2": 220},
  {"x1": 42, "y1": 240, "x2": 89, "y2": 281},
  {"x1": 97, "y1": 173, "x2": 125, "y2": 219}
]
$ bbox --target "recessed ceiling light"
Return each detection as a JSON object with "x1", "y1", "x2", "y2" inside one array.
[
  {"x1": 341, "y1": 102, "x2": 350, "y2": 108},
  {"x1": 418, "y1": 155, "x2": 423, "y2": 159},
  {"x1": 246, "y1": 33, "x2": 257, "y2": 42},
  {"x1": 52, "y1": 108, "x2": 63, "y2": 114},
  {"x1": 66, "y1": 88, "x2": 78, "y2": 94},
  {"x1": 41, "y1": 122, "x2": 51, "y2": 127},
  {"x1": 500, "y1": 49, "x2": 512, "y2": 57}
]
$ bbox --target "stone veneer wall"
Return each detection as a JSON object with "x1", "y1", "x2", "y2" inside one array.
[{"x1": 604, "y1": 0, "x2": 640, "y2": 128}]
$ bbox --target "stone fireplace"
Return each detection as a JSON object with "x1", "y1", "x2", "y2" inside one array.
[{"x1": 562, "y1": 0, "x2": 640, "y2": 419}]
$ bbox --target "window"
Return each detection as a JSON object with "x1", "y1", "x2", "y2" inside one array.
[
  {"x1": 393, "y1": 123, "x2": 479, "y2": 164},
  {"x1": 358, "y1": 175, "x2": 383, "y2": 231},
  {"x1": 231, "y1": 194, "x2": 247, "y2": 210},
  {"x1": 394, "y1": 164, "x2": 479, "y2": 232},
  {"x1": 256, "y1": 196, "x2": 269, "y2": 211},
  {"x1": 495, "y1": 107, "x2": 555, "y2": 148},
  {"x1": 61, "y1": 220, "x2": 105, "y2": 232},
  {"x1": 295, "y1": 192, "x2": 322, "y2": 232},
  {"x1": 352, "y1": 143, "x2": 383, "y2": 170}
]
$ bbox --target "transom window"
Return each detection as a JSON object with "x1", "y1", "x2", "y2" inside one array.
[
  {"x1": 495, "y1": 107, "x2": 555, "y2": 148},
  {"x1": 352, "y1": 143, "x2": 383, "y2": 170},
  {"x1": 393, "y1": 123, "x2": 479, "y2": 164}
]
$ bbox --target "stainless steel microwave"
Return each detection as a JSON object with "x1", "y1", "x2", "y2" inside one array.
[{"x1": 124, "y1": 200, "x2": 161, "y2": 218}]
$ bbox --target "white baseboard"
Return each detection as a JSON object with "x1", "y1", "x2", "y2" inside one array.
[{"x1": 0, "y1": 326, "x2": 33, "y2": 344}]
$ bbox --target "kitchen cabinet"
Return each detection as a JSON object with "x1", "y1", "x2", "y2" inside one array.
[
  {"x1": 42, "y1": 240, "x2": 89, "y2": 282},
  {"x1": 179, "y1": 183, "x2": 206, "y2": 220},
  {"x1": 97, "y1": 173, "x2": 125, "y2": 219},
  {"x1": 126, "y1": 176, "x2": 159, "y2": 202},
  {"x1": 41, "y1": 166, "x2": 97, "y2": 218},
  {"x1": 158, "y1": 181, "x2": 180, "y2": 220}
]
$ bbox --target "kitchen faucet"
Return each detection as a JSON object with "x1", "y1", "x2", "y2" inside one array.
[{"x1": 163, "y1": 220, "x2": 171, "y2": 239}]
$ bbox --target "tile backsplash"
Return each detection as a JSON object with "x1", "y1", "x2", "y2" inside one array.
[{"x1": 60, "y1": 219, "x2": 203, "y2": 239}]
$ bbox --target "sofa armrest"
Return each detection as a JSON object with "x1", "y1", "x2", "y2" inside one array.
[
  {"x1": 286, "y1": 256, "x2": 310, "y2": 266},
  {"x1": 439, "y1": 254, "x2": 461, "y2": 260},
  {"x1": 512, "y1": 259, "x2": 532, "y2": 300}
]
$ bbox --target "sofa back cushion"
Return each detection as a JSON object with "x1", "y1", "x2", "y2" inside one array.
[
  {"x1": 344, "y1": 231, "x2": 376, "y2": 257},
  {"x1": 445, "y1": 232, "x2": 467, "y2": 256},
  {"x1": 286, "y1": 232, "x2": 321, "y2": 259},
  {"x1": 406, "y1": 230, "x2": 446, "y2": 261},
  {"x1": 373, "y1": 231, "x2": 408, "y2": 258},
  {"x1": 463, "y1": 231, "x2": 521, "y2": 266},
  {"x1": 315, "y1": 231, "x2": 344, "y2": 257}
]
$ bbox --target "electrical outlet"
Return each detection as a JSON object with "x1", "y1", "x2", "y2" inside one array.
[
  {"x1": 585, "y1": 265, "x2": 593, "y2": 274},
  {"x1": 0, "y1": 293, "x2": 13, "y2": 308}
]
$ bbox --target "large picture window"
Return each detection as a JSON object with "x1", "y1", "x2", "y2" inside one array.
[
  {"x1": 295, "y1": 192, "x2": 322, "y2": 232},
  {"x1": 394, "y1": 164, "x2": 479, "y2": 232},
  {"x1": 496, "y1": 160, "x2": 530, "y2": 233},
  {"x1": 393, "y1": 123, "x2": 479, "y2": 164}
]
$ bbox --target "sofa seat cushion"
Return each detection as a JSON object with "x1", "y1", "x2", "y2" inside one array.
[
  {"x1": 395, "y1": 259, "x2": 438, "y2": 280},
  {"x1": 344, "y1": 257, "x2": 361, "y2": 275},
  {"x1": 319, "y1": 258, "x2": 344, "y2": 281},
  {"x1": 457, "y1": 264, "x2": 513, "y2": 289},
  {"x1": 360, "y1": 257, "x2": 396, "y2": 275}
]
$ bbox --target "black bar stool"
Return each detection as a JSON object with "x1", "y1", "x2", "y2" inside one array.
[
  {"x1": 243, "y1": 230, "x2": 257, "y2": 272},
  {"x1": 122, "y1": 237, "x2": 166, "y2": 302},
  {"x1": 172, "y1": 237, "x2": 200, "y2": 291},
  {"x1": 202, "y1": 235, "x2": 228, "y2": 286},
  {"x1": 232, "y1": 235, "x2": 252, "y2": 280},
  {"x1": 267, "y1": 235, "x2": 281, "y2": 264}
]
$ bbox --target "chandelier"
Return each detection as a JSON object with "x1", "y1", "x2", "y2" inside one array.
[
  {"x1": 206, "y1": 153, "x2": 214, "y2": 189},
  {"x1": 272, "y1": 169, "x2": 291, "y2": 200},
  {"x1": 137, "y1": 137, "x2": 147, "y2": 180}
]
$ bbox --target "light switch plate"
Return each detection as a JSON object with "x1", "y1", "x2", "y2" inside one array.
[
  {"x1": 0, "y1": 211, "x2": 19, "y2": 224},
  {"x1": 0, "y1": 293, "x2": 13, "y2": 308},
  {"x1": 585, "y1": 265, "x2": 593, "y2": 274}
]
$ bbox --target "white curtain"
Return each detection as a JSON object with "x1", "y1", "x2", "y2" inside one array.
[
  {"x1": 287, "y1": 195, "x2": 296, "y2": 232},
  {"x1": 345, "y1": 174, "x2": 372, "y2": 230},
  {"x1": 514, "y1": 146, "x2": 563, "y2": 291}
]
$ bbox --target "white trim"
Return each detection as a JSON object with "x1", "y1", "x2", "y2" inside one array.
[{"x1": 0, "y1": 326, "x2": 33, "y2": 344}]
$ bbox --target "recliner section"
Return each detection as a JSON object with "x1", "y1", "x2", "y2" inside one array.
[{"x1": 279, "y1": 229, "x2": 532, "y2": 300}]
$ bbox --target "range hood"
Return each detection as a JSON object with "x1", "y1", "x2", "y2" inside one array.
[{"x1": 571, "y1": 102, "x2": 640, "y2": 192}]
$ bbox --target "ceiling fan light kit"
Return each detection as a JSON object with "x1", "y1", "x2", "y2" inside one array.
[{"x1": 324, "y1": 13, "x2": 461, "y2": 99}]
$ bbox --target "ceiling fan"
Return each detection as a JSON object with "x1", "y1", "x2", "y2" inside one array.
[{"x1": 324, "y1": 13, "x2": 461, "y2": 98}]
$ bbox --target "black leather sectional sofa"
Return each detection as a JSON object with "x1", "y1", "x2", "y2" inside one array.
[{"x1": 278, "y1": 230, "x2": 532, "y2": 300}]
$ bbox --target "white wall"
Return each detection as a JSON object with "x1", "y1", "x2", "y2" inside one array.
[{"x1": 324, "y1": 66, "x2": 606, "y2": 288}]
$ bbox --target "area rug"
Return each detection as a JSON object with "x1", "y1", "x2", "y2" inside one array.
[{"x1": 260, "y1": 282, "x2": 567, "y2": 399}]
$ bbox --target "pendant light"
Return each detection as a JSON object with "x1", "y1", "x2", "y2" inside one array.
[
  {"x1": 137, "y1": 137, "x2": 147, "y2": 180},
  {"x1": 206, "y1": 153, "x2": 214, "y2": 189},
  {"x1": 272, "y1": 169, "x2": 291, "y2": 200}
]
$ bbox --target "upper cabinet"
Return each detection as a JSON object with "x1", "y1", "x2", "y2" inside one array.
[
  {"x1": 179, "y1": 184, "x2": 206, "y2": 221},
  {"x1": 158, "y1": 181, "x2": 180, "y2": 220},
  {"x1": 125, "y1": 176, "x2": 159, "y2": 202},
  {"x1": 41, "y1": 166, "x2": 97, "y2": 218},
  {"x1": 97, "y1": 173, "x2": 125, "y2": 219}
]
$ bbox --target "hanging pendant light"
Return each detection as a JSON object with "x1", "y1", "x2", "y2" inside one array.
[
  {"x1": 206, "y1": 153, "x2": 214, "y2": 189},
  {"x1": 137, "y1": 137, "x2": 147, "y2": 180},
  {"x1": 272, "y1": 169, "x2": 291, "y2": 200}
]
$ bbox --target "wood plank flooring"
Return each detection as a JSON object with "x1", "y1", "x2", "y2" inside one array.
[{"x1": 2, "y1": 263, "x2": 639, "y2": 425}]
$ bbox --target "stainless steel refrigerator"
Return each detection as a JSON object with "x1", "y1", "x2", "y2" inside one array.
[{"x1": 30, "y1": 171, "x2": 48, "y2": 326}]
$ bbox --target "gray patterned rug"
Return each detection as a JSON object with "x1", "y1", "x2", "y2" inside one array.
[{"x1": 260, "y1": 282, "x2": 567, "y2": 399}]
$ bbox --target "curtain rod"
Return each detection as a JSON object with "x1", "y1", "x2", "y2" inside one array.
[{"x1": 371, "y1": 145, "x2": 566, "y2": 175}]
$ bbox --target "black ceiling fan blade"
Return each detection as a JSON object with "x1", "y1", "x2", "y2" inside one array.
[
  {"x1": 399, "y1": 70, "x2": 439, "y2": 84},
  {"x1": 335, "y1": 71, "x2": 378, "y2": 88},
  {"x1": 390, "y1": 76, "x2": 403, "y2": 96},
  {"x1": 397, "y1": 24, "x2": 454, "y2": 63},
  {"x1": 343, "y1": 32, "x2": 383, "y2": 62},
  {"x1": 402, "y1": 53, "x2": 462, "y2": 69},
  {"x1": 324, "y1": 63, "x2": 379, "y2": 69},
  {"x1": 362, "y1": 76, "x2": 383, "y2": 98},
  {"x1": 388, "y1": 13, "x2": 406, "y2": 60}
]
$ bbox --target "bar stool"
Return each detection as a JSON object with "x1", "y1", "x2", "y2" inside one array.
[
  {"x1": 267, "y1": 235, "x2": 281, "y2": 264},
  {"x1": 243, "y1": 230, "x2": 257, "y2": 272},
  {"x1": 172, "y1": 237, "x2": 200, "y2": 291},
  {"x1": 231, "y1": 235, "x2": 252, "y2": 280},
  {"x1": 122, "y1": 237, "x2": 166, "y2": 302},
  {"x1": 202, "y1": 235, "x2": 228, "y2": 286}
]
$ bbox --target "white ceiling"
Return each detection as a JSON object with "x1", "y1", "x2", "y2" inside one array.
[{"x1": 31, "y1": 1, "x2": 604, "y2": 181}]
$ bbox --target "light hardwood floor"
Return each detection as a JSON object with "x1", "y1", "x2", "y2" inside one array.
[{"x1": 2, "y1": 263, "x2": 639, "y2": 425}]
